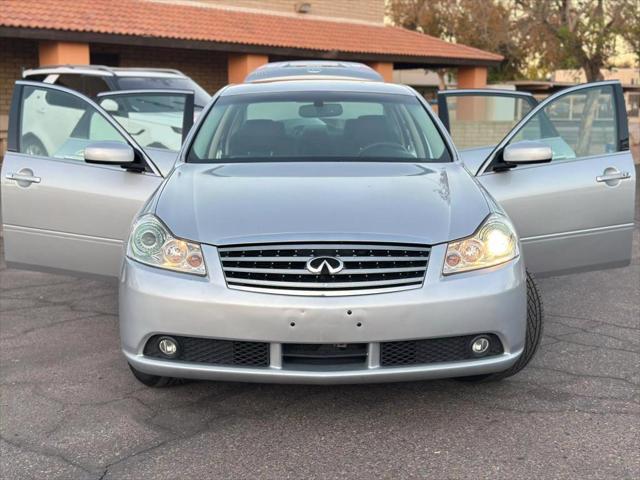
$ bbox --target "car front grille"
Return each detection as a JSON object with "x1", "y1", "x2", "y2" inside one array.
[
  {"x1": 380, "y1": 334, "x2": 503, "y2": 367},
  {"x1": 218, "y1": 242, "x2": 431, "y2": 295},
  {"x1": 144, "y1": 335, "x2": 269, "y2": 367}
]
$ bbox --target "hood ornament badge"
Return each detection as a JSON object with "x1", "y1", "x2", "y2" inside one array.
[{"x1": 305, "y1": 256, "x2": 344, "y2": 275}]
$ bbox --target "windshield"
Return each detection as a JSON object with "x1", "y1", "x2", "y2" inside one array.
[
  {"x1": 116, "y1": 76, "x2": 211, "y2": 107},
  {"x1": 187, "y1": 92, "x2": 451, "y2": 163}
]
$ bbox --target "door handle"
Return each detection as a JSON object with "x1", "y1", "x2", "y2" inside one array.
[
  {"x1": 6, "y1": 172, "x2": 41, "y2": 184},
  {"x1": 596, "y1": 169, "x2": 630, "y2": 183}
]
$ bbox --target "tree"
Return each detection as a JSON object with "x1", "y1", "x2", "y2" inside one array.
[
  {"x1": 611, "y1": 0, "x2": 640, "y2": 66},
  {"x1": 387, "y1": 0, "x2": 529, "y2": 82},
  {"x1": 516, "y1": 0, "x2": 625, "y2": 81}
]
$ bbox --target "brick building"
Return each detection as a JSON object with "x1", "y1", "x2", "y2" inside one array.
[{"x1": 0, "y1": 0, "x2": 503, "y2": 152}]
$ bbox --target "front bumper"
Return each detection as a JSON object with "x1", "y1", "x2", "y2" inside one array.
[{"x1": 120, "y1": 244, "x2": 527, "y2": 384}]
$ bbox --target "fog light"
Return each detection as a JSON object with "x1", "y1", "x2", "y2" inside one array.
[
  {"x1": 158, "y1": 336, "x2": 179, "y2": 357},
  {"x1": 470, "y1": 336, "x2": 491, "y2": 356}
]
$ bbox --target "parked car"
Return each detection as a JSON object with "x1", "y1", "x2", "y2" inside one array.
[
  {"x1": 21, "y1": 65, "x2": 210, "y2": 170},
  {"x1": 2, "y1": 61, "x2": 635, "y2": 387}
]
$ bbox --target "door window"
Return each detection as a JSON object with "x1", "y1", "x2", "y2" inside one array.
[
  {"x1": 98, "y1": 92, "x2": 193, "y2": 152},
  {"x1": 509, "y1": 85, "x2": 618, "y2": 161},
  {"x1": 442, "y1": 94, "x2": 535, "y2": 149},
  {"x1": 20, "y1": 85, "x2": 127, "y2": 160}
]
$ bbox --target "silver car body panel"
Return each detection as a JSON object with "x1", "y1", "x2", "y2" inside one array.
[
  {"x1": 121, "y1": 245, "x2": 526, "y2": 384},
  {"x1": 143, "y1": 147, "x2": 179, "y2": 176},
  {"x1": 2, "y1": 153, "x2": 162, "y2": 277},
  {"x1": 478, "y1": 151, "x2": 635, "y2": 275},
  {"x1": 458, "y1": 146, "x2": 494, "y2": 173},
  {"x1": 155, "y1": 161, "x2": 490, "y2": 247}
]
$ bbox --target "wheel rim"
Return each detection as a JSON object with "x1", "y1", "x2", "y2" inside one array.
[{"x1": 24, "y1": 142, "x2": 45, "y2": 156}]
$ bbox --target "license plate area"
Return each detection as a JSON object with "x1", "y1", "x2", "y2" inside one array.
[{"x1": 282, "y1": 343, "x2": 368, "y2": 370}]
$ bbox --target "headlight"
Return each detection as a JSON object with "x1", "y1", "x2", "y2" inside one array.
[
  {"x1": 127, "y1": 214, "x2": 206, "y2": 275},
  {"x1": 443, "y1": 214, "x2": 518, "y2": 275}
]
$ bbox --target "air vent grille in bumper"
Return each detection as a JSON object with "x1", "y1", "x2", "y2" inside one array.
[
  {"x1": 144, "y1": 335, "x2": 269, "y2": 367},
  {"x1": 380, "y1": 334, "x2": 503, "y2": 367},
  {"x1": 282, "y1": 343, "x2": 368, "y2": 367},
  {"x1": 218, "y1": 243, "x2": 430, "y2": 295}
]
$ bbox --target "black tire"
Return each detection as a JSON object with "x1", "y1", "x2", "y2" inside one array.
[
  {"x1": 21, "y1": 134, "x2": 48, "y2": 157},
  {"x1": 128, "y1": 363, "x2": 189, "y2": 388},
  {"x1": 456, "y1": 270, "x2": 544, "y2": 382}
]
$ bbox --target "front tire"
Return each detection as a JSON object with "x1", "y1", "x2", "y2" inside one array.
[
  {"x1": 456, "y1": 270, "x2": 544, "y2": 382},
  {"x1": 128, "y1": 363, "x2": 188, "y2": 388}
]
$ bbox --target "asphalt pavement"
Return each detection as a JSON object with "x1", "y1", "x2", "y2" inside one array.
[{"x1": 1, "y1": 169, "x2": 638, "y2": 480}]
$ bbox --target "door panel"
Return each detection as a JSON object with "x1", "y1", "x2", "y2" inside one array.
[
  {"x1": 477, "y1": 82, "x2": 635, "y2": 276},
  {"x1": 1, "y1": 81, "x2": 163, "y2": 277}
]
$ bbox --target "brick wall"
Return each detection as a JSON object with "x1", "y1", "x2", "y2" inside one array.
[
  {"x1": 0, "y1": 39, "x2": 39, "y2": 154},
  {"x1": 450, "y1": 121, "x2": 516, "y2": 150},
  {"x1": 176, "y1": 0, "x2": 384, "y2": 23},
  {"x1": 91, "y1": 44, "x2": 228, "y2": 94}
]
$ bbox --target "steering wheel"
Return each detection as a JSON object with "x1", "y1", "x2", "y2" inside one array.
[
  {"x1": 358, "y1": 142, "x2": 412, "y2": 158},
  {"x1": 290, "y1": 125, "x2": 306, "y2": 138}
]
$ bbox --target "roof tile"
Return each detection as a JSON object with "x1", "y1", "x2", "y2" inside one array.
[{"x1": 0, "y1": 0, "x2": 503, "y2": 63}]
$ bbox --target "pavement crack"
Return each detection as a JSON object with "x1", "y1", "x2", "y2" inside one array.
[
  {"x1": 529, "y1": 365, "x2": 639, "y2": 387},
  {"x1": 0, "y1": 434, "x2": 96, "y2": 476}
]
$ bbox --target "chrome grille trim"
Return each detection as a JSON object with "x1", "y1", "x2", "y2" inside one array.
[
  {"x1": 218, "y1": 242, "x2": 431, "y2": 296},
  {"x1": 219, "y1": 244, "x2": 430, "y2": 252},
  {"x1": 223, "y1": 266, "x2": 426, "y2": 275},
  {"x1": 223, "y1": 256, "x2": 430, "y2": 262}
]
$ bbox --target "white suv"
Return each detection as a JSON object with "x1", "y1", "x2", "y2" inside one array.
[{"x1": 21, "y1": 65, "x2": 210, "y2": 158}]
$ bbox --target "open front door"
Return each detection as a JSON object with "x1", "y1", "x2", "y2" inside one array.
[
  {"x1": 1, "y1": 81, "x2": 164, "y2": 277},
  {"x1": 97, "y1": 89, "x2": 195, "y2": 176},
  {"x1": 475, "y1": 81, "x2": 635, "y2": 276},
  {"x1": 437, "y1": 89, "x2": 538, "y2": 172}
]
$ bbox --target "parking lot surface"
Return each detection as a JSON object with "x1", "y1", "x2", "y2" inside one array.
[{"x1": 1, "y1": 170, "x2": 638, "y2": 479}]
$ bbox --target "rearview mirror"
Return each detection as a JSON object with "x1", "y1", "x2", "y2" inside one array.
[
  {"x1": 299, "y1": 103, "x2": 343, "y2": 118},
  {"x1": 99, "y1": 98, "x2": 120, "y2": 113},
  {"x1": 503, "y1": 141, "x2": 553, "y2": 165},
  {"x1": 84, "y1": 141, "x2": 135, "y2": 165}
]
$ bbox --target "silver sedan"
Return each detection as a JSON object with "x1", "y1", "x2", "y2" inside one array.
[{"x1": 1, "y1": 62, "x2": 635, "y2": 386}]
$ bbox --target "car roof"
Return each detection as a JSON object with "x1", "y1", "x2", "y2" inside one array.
[
  {"x1": 221, "y1": 80, "x2": 416, "y2": 97},
  {"x1": 23, "y1": 65, "x2": 186, "y2": 79},
  {"x1": 244, "y1": 61, "x2": 384, "y2": 83}
]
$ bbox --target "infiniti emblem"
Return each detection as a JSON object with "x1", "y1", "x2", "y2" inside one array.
[{"x1": 305, "y1": 256, "x2": 344, "y2": 275}]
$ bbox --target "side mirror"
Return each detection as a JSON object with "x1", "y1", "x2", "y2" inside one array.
[
  {"x1": 84, "y1": 141, "x2": 135, "y2": 165},
  {"x1": 503, "y1": 141, "x2": 553, "y2": 165},
  {"x1": 99, "y1": 98, "x2": 120, "y2": 113}
]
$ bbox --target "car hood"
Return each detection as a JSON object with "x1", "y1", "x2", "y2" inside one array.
[{"x1": 155, "y1": 162, "x2": 491, "y2": 246}]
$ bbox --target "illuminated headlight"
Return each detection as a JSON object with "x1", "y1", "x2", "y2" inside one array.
[
  {"x1": 443, "y1": 213, "x2": 519, "y2": 275},
  {"x1": 127, "y1": 214, "x2": 206, "y2": 275}
]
